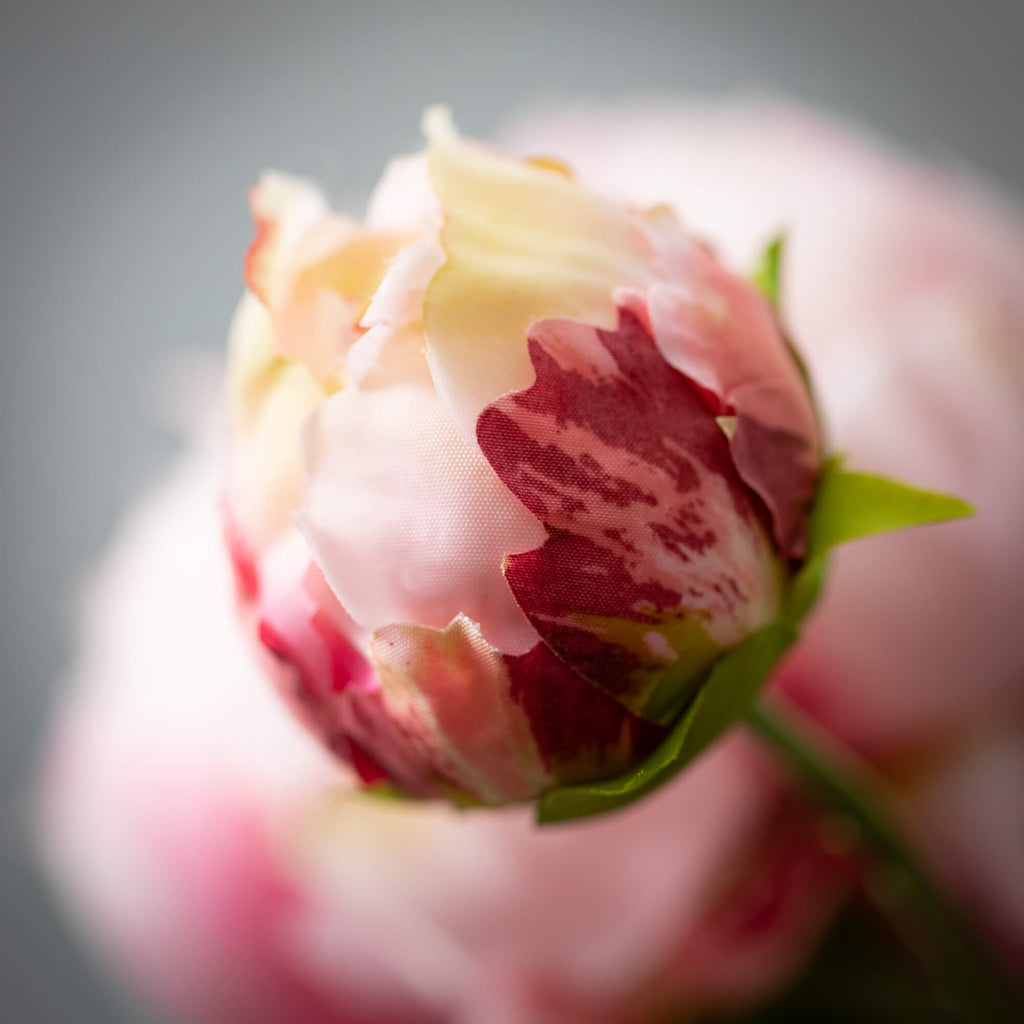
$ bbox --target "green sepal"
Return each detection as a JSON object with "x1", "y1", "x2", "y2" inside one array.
[
  {"x1": 751, "y1": 235, "x2": 815, "y2": 398},
  {"x1": 752, "y1": 235, "x2": 785, "y2": 308},
  {"x1": 785, "y1": 553, "x2": 830, "y2": 625},
  {"x1": 784, "y1": 458, "x2": 972, "y2": 623},
  {"x1": 807, "y1": 458, "x2": 973, "y2": 562},
  {"x1": 537, "y1": 622, "x2": 797, "y2": 824}
]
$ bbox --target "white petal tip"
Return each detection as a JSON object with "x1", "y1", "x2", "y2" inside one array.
[{"x1": 422, "y1": 105, "x2": 458, "y2": 146}]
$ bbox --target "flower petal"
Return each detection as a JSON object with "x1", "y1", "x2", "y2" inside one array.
[
  {"x1": 369, "y1": 616, "x2": 550, "y2": 803},
  {"x1": 225, "y1": 293, "x2": 327, "y2": 547},
  {"x1": 244, "y1": 172, "x2": 329, "y2": 306},
  {"x1": 422, "y1": 107, "x2": 654, "y2": 442},
  {"x1": 369, "y1": 616, "x2": 667, "y2": 803},
  {"x1": 250, "y1": 533, "x2": 451, "y2": 797},
  {"x1": 274, "y1": 222, "x2": 417, "y2": 380},
  {"x1": 359, "y1": 238, "x2": 445, "y2": 335},
  {"x1": 647, "y1": 239, "x2": 820, "y2": 556},
  {"x1": 365, "y1": 152, "x2": 440, "y2": 233},
  {"x1": 501, "y1": 641, "x2": 668, "y2": 787},
  {"x1": 296, "y1": 330, "x2": 546, "y2": 656},
  {"x1": 476, "y1": 304, "x2": 782, "y2": 721}
]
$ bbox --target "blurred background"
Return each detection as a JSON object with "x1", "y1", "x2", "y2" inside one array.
[{"x1": 2, "y1": 1, "x2": 1022, "y2": 1019}]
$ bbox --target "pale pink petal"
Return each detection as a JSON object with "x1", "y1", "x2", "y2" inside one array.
[
  {"x1": 776, "y1": 290, "x2": 1024, "y2": 753},
  {"x1": 289, "y1": 732, "x2": 808, "y2": 1018},
  {"x1": 360, "y1": 238, "x2": 445, "y2": 333},
  {"x1": 296, "y1": 339, "x2": 546, "y2": 656},
  {"x1": 365, "y1": 153, "x2": 440, "y2": 233},
  {"x1": 647, "y1": 239, "x2": 820, "y2": 556}
]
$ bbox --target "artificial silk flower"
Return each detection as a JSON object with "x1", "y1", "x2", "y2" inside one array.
[
  {"x1": 225, "y1": 108, "x2": 830, "y2": 811},
  {"x1": 38, "y1": 98, "x2": 1019, "y2": 1024},
  {"x1": 38, "y1": 432, "x2": 851, "y2": 1024}
]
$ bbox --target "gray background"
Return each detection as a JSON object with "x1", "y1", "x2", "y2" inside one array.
[{"x1": 2, "y1": 1, "x2": 1022, "y2": 1020}]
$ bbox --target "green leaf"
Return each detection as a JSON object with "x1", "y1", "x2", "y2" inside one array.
[
  {"x1": 537, "y1": 622, "x2": 797, "y2": 824},
  {"x1": 808, "y1": 459, "x2": 974, "y2": 562},
  {"x1": 752, "y1": 235, "x2": 785, "y2": 307}
]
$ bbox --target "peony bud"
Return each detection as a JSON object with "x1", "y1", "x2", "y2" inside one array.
[{"x1": 225, "y1": 108, "x2": 822, "y2": 808}]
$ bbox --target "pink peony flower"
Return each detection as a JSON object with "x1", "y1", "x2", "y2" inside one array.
[
  {"x1": 503, "y1": 97, "x2": 1024, "y2": 974},
  {"x1": 38, "y1": 428, "x2": 849, "y2": 1024},
  {"x1": 225, "y1": 109, "x2": 821, "y2": 807}
]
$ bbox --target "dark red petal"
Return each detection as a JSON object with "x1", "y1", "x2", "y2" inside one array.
[{"x1": 477, "y1": 305, "x2": 781, "y2": 721}]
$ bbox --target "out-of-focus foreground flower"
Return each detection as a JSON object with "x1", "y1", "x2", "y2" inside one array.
[
  {"x1": 505, "y1": 98, "x2": 1024, "y2": 976},
  {"x1": 38, "y1": 429, "x2": 848, "y2": 1024},
  {"x1": 226, "y1": 108, "x2": 821, "y2": 807}
]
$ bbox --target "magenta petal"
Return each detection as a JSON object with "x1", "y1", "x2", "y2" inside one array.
[{"x1": 477, "y1": 306, "x2": 782, "y2": 720}]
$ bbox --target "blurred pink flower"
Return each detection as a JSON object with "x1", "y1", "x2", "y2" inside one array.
[
  {"x1": 504, "y1": 97, "x2": 1024, "y2": 974},
  {"x1": 38, "y1": 427, "x2": 847, "y2": 1024}
]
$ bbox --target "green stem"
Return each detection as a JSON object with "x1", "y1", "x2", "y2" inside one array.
[{"x1": 747, "y1": 699, "x2": 1023, "y2": 1024}]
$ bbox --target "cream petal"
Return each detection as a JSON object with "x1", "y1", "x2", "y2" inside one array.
[
  {"x1": 225, "y1": 293, "x2": 327, "y2": 548},
  {"x1": 244, "y1": 171, "x2": 329, "y2": 307},
  {"x1": 422, "y1": 107, "x2": 654, "y2": 444},
  {"x1": 274, "y1": 219, "x2": 416, "y2": 381}
]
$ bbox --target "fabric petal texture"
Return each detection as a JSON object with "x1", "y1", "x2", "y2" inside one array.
[
  {"x1": 222, "y1": 108, "x2": 818, "y2": 806},
  {"x1": 477, "y1": 304, "x2": 781, "y2": 722},
  {"x1": 422, "y1": 107, "x2": 654, "y2": 442},
  {"x1": 647, "y1": 239, "x2": 820, "y2": 556},
  {"x1": 297, "y1": 335, "x2": 546, "y2": 657}
]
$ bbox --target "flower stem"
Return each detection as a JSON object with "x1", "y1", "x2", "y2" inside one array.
[{"x1": 746, "y1": 699, "x2": 1023, "y2": 1024}]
